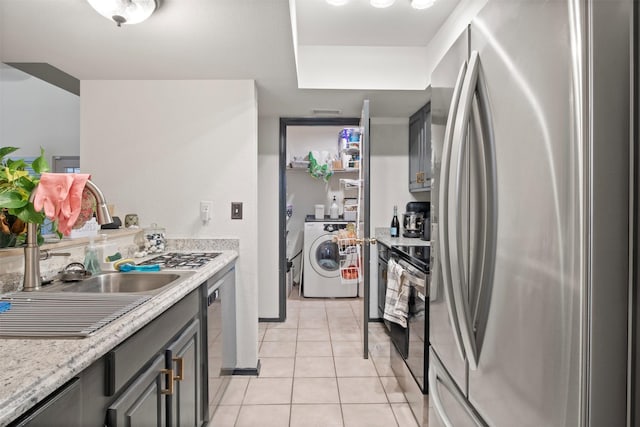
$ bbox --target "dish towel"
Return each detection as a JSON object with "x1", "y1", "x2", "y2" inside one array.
[
  {"x1": 33, "y1": 173, "x2": 91, "y2": 236},
  {"x1": 383, "y1": 258, "x2": 410, "y2": 328}
]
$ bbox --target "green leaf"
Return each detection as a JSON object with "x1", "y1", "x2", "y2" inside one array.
[
  {"x1": 0, "y1": 190, "x2": 28, "y2": 209},
  {"x1": 6, "y1": 159, "x2": 26, "y2": 171},
  {"x1": 13, "y1": 204, "x2": 44, "y2": 224},
  {"x1": 31, "y1": 148, "x2": 49, "y2": 174},
  {"x1": 0, "y1": 147, "x2": 19, "y2": 162},
  {"x1": 15, "y1": 176, "x2": 36, "y2": 193},
  {"x1": 6, "y1": 169, "x2": 29, "y2": 182}
]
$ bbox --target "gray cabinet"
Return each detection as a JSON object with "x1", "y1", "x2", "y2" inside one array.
[
  {"x1": 104, "y1": 291, "x2": 203, "y2": 427},
  {"x1": 166, "y1": 319, "x2": 202, "y2": 427},
  {"x1": 107, "y1": 319, "x2": 202, "y2": 427},
  {"x1": 9, "y1": 272, "x2": 221, "y2": 427},
  {"x1": 10, "y1": 378, "x2": 82, "y2": 427},
  {"x1": 106, "y1": 355, "x2": 167, "y2": 427},
  {"x1": 409, "y1": 102, "x2": 431, "y2": 192}
]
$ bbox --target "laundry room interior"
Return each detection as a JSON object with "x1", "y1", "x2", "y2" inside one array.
[{"x1": 284, "y1": 121, "x2": 429, "y2": 301}]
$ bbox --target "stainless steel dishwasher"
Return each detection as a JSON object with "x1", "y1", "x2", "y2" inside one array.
[{"x1": 205, "y1": 266, "x2": 236, "y2": 421}]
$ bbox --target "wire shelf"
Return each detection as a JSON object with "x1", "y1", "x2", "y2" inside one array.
[{"x1": 337, "y1": 238, "x2": 361, "y2": 285}]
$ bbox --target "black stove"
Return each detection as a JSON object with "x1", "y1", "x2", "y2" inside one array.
[
  {"x1": 391, "y1": 245, "x2": 429, "y2": 273},
  {"x1": 138, "y1": 252, "x2": 221, "y2": 270}
]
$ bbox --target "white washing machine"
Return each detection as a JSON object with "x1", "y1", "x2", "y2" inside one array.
[{"x1": 303, "y1": 220, "x2": 358, "y2": 298}]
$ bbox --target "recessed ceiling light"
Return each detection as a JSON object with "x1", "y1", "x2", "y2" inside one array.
[
  {"x1": 326, "y1": 0, "x2": 349, "y2": 5},
  {"x1": 370, "y1": 0, "x2": 395, "y2": 8},
  {"x1": 87, "y1": 0, "x2": 157, "y2": 27},
  {"x1": 411, "y1": 0, "x2": 436, "y2": 9}
]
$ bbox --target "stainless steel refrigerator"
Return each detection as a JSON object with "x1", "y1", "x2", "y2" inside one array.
[{"x1": 429, "y1": 0, "x2": 632, "y2": 425}]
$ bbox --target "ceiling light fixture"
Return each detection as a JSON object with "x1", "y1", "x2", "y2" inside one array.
[
  {"x1": 326, "y1": 0, "x2": 349, "y2": 5},
  {"x1": 87, "y1": 0, "x2": 158, "y2": 27},
  {"x1": 370, "y1": 0, "x2": 395, "y2": 8},
  {"x1": 410, "y1": 0, "x2": 436, "y2": 9}
]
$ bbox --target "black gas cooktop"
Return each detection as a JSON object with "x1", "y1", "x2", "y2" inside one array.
[
  {"x1": 138, "y1": 252, "x2": 221, "y2": 270},
  {"x1": 391, "y1": 245, "x2": 429, "y2": 273}
]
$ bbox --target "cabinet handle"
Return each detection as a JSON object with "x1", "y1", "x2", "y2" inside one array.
[
  {"x1": 173, "y1": 357, "x2": 184, "y2": 381},
  {"x1": 160, "y1": 368, "x2": 174, "y2": 395}
]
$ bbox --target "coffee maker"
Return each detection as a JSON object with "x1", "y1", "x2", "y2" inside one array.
[{"x1": 403, "y1": 202, "x2": 429, "y2": 239}]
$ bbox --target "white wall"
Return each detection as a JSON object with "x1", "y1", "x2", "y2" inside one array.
[
  {"x1": 0, "y1": 65, "x2": 79, "y2": 158},
  {"x1": 370, "y1": 117, "x2": 429, "y2": 230},
  {"x1": 81, "y1": 80, "x2": 259, "y2": 370}
]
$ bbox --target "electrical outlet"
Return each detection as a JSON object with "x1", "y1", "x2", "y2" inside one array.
[{"x1": 231, "y1": 202, "x2": 243, "y2": 219}]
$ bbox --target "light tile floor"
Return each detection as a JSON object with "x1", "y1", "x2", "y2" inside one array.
[{"x1": 210, "y1": 287, "x2": 420, "y2": 427}]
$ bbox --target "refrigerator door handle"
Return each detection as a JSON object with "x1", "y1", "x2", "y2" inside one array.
[
  {"x1": 450, "y1": 50, "x2": 482, "y2": 369},
  {"x1": 438, "y1": 58, "x2": 469, "y2": 362},
  {"x1": 469, "y1": 57, "x2": 498, "y2": 360},
  {"x1": 429, "y1": 347, "x2": 489, "y2": 427},
  {"x1": 429, "y1": 362, "x2": 456, "y2": 427}
]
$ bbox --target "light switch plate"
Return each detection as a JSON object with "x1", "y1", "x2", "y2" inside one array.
[{"x1": 231, "y1": 202, "x2": 243, "y2": 219}]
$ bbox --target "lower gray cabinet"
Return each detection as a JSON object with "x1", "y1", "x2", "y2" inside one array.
[
  {"x1": 106, "y1": 355, "x2": 167, "y2": 427},
  {"x1": 10, "y1": 378, "x2": 82, "y2": 427},
  {"x1": 10, "y1": 282, "x2": 210, "y2": 427},
  {"x1": 166, "y1": 319, "x2": 201, "y2": 427},
  {"x1": 105, "y1": 296, "x2": 203, "y2": 427}
]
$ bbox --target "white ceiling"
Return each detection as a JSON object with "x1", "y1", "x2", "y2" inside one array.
[{"x1": 0, "y1": 0, "x2": 465, "y2": 118}]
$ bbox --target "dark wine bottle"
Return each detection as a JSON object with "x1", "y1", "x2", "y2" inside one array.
[{"x1": 390, "y1": 205, "x2": 399, "y2": 238}]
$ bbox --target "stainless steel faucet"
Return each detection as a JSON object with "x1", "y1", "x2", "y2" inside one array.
[{"x1": 22, "y1": 180, "x2": 113, "y2": 292}]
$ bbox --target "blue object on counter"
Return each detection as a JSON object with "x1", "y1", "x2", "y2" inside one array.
[
  {"x1": 118, "y1": 263, "x2": 161, "y2": 272},
  {"x1": 0, "y1": 301, "x2": 11, "y2": 313}
]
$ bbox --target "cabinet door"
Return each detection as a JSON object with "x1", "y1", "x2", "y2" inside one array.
[
  {"x1": 421, "y1": 103, "x2": 432, "y2": 190},
  {"x1": 166, "y1": 319, "x2": 201, "y2": 427},
  {"x1": 106, "y1": 355, "x2": 167, "y2": 427},
  {"x1": 409, "y1": 109, "x2": 423, "y2": 191},
  {"x1": 409, "y1": 102, "x2": 432, "y2": 192},
  {"x1": 11, "y1": 378, "x2": 82, "y2": 427}
]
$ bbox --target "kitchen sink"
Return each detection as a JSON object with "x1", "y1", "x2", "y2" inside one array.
[{"x1": 51, "y1": 272, "x2": 186, "y2": 294}]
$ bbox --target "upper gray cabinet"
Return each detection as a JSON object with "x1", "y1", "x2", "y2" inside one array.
[{"x1": 409, "y1": 101, "x2": 431, "y2": 193}]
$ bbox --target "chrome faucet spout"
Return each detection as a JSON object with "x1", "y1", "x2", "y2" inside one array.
[{"x1": 22, "y1": 179, "x2": 113, "y2": 292}]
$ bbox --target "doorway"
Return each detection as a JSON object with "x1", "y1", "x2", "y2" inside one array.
[{"x1": 277, "y1": 117, "x2": 360, "y2": 321}]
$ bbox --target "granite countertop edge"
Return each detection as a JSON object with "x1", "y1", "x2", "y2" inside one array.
[
  {"x1": 0, "y1": 250, "x2": 238, "y2": 427},
  {"x1": 375, "y1": 227, "x2": 431, "y2": 248}
]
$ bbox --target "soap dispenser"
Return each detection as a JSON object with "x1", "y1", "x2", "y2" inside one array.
[
  {"x1": 330, "y1": 196, "x2": 339, "y2": 220},
  {"x1": 84, "y1": 236, "x2": 102, "y2": 275}
]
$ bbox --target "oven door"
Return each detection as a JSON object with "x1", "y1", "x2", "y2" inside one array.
[{"x1": 406, "y1": 285, "x2": 427, "y2": 392}]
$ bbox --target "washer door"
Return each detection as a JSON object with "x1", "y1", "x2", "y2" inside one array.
[{"x1": 309, "y1": 234, "x2": 341, "y2": 278}]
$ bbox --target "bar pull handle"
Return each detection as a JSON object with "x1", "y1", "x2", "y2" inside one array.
[
  {"x1": 160, "y1": 368, "x2": 174, "y2": 395},
  {"x1": 449, "y1": 50, "x2": 497, "y2": 370},
  {"x1": 173, "y1": 357, "x2": 184, "y2": 381},
  {"x1": 438, "y1": 57, "x2": 469, "y2": 363},
  {"x1": 469, "y1": 51, "x2": 498, "y2": 364}
]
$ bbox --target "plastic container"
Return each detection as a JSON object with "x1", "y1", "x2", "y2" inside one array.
[
  {"x1": 314, "y1": 204, "x2": 325, "y2": 220},
  {"x1": 143, "y1": 223, "x2": 166, "y2": 254},
  {"x1": 330, "y1": 196, "x2": 339, "y2": 219},
  {"x1": 83, "y1": 237, "x2": 102, "y2": 275},
  {"x1": 343, "y1": 198, "x2": 358, "y2": 222}
]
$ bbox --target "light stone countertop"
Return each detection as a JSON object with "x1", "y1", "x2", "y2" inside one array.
[
  {"x1": 0, "y1": 250, "x2": 238, "y2": 427},
  {"x1": 375, "y1": 227, "x2": 431, "y2": 248}
]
